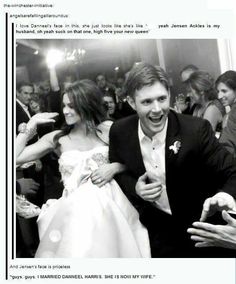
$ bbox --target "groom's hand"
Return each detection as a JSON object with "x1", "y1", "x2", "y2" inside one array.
[{"x1": 135, "y1": 173, "x2": 163, "y2": 202}]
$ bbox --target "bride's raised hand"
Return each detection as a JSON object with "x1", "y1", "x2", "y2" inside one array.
[
  {"x1": 29, "y1": 112, "x2": 59, "y2": 126},
  {"x1": 17, "y1": 112, "x2": 59, "y2": 142}
]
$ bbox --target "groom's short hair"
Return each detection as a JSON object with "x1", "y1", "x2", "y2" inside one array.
[{"x1": 124, "y1": 62, "x2": 170, "y2": 98}]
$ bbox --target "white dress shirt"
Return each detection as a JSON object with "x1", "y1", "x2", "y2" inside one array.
[{"x1": 138, "y1": 120, "x2": 172, "y2": 215}]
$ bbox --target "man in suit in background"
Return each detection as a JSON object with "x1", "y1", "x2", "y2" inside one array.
[
  {"x1": 16, "y1": 82, "x2": 41, "y2": 257},
  {"x1": 16, "y1": 82, "x2": 34, "y2": 133},
  {"x1": 109, "y1": 63, "x2": 236, "y2": 257}
]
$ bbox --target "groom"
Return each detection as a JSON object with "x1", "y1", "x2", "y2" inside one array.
[{"x1": 109, "y1": 63, "x2": 236, "y2": 257}]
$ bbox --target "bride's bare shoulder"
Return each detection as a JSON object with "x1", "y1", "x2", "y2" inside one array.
[{"x1": 41, "y1": 130, "x2": 62, "y2": 147}]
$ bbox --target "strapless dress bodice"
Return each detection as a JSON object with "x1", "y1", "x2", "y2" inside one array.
[{"x1": 58, "y1": 146, "x2": 109, "y2": 185}]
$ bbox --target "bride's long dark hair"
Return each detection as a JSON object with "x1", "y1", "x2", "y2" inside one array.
[{"x1": 54, "y1": 79, "x2": 107, "y2": 144}]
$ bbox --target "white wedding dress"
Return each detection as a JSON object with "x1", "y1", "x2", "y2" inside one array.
[{"x1": 35, "y1": 146, "x2": 150, "y2": 258}]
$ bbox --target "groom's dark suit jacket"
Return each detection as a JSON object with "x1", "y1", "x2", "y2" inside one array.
[{"x1": 109, "y1": 110, "x2": 236, "y2": 257}]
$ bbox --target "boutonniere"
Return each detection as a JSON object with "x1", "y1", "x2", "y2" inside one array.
[{"x1": 169, "y1": 141, "x2": 181, "y2": 154}]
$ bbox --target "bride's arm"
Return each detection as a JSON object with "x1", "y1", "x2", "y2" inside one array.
[
  {"x1": 92, "y1": 120, "x2": 127, "y2": 186},
  {"x1": 16, "y1": 112, "x2": 60, "y2": 164},
  {"x1": 90, "y1": 162, "x2": 127, "y2": 187},
  {"x1": 16, "y1": 130, "x2": 61, "y2": 165}
]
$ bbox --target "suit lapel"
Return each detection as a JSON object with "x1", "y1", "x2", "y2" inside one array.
[
  {"x1": 163, "y1": 111, "x2": 181, "y2": 213},
  {"x1": 165, "y1": 111, "x2": 181, "y2": 166},
  {"x1": 165, "y1": 111, "x2": 181, "y2": 205},
  {"x1": 126, "y1": 116, "x2": 146, "y2": 177}
]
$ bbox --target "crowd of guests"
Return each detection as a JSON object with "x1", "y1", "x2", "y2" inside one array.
[{"x1": 15, "y1": 61, "x2": 236, "y2": 258}]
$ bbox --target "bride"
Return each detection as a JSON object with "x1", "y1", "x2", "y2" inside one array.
[{"x1": 16, "y1": 79, "x2": 150, "y2": 258}]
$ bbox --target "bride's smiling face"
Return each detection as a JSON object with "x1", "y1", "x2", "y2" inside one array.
[{"x1": 63, "y1": 93, "x2": 81, "y2": 125}]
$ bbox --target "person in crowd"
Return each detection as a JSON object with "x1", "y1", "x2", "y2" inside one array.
[
  {"x1": 115, "y1": 75, "x2": 136, "y2": 118},
  {"x1": 29, "y1": 98, "x2": 42, "y2": 114},
  {"x1": 186, "y1": 71, "x2": 225, "y2": 134},
  {"x1": 15, "y1": 178, "x2": 39, "y2": 257},
  {"x1": 180, "y1": 64, "x2": 199, "y2": 83},
  {"x1": 34, "y1": 61, "x2": 66, "y2": 130},
  {"x1": 109, "y1": 62, "x2": 236, "y2": 257},
  {"x1": 216, "y1": 70, "x2": 236, "y2": 157},
  {"x1": 116, "y1": 76, "x2": 125, "y2": 89},
  {"x1": 97, "y1": 73, "x2": 135, "y2": 118},
  {"x1": 103, "y1": 92, "x2": 122, "y2": 120},
  {"x1": 16, "y1": 82, "x2": 34, "y2": 131},
  {"x1": 187, "y1": 210, "x2": 236, "y2": 250},
  {"x1": 16, "y1": 79, "x2": 150, "y2": 258},
  {"x1": 96, "y1": 74, "x2": 116, "y2": 96},
  {"x1": 175, "y1": 65, "x2": 199, "y2": 115},
  {"x1": 43, "y1": 67, "x2": 64, "y2": 129},
  {"x1": 29, "y1": 94, "x2": 47, "y2": 115},
  {"x1": 188, "y1": 71, "x2": 236, "y2": 251},
  {"x1": 16, "y1": 81, "x2": 44, "y2": 257}
]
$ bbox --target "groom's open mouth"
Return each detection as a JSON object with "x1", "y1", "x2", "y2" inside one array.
[{"x1": 149, "y1": 115, "x2": 164, "y2": 124}]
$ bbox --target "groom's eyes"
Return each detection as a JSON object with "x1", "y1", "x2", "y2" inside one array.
[
  {"x1": 141, "y1": 99, "x2": 152, "y2": 105},
  {"x1": 159, "y1": 96, "x2": 167, "y2": 102},
  {"x1": 140, "y1": 96, "x2": 168, "y2": 105}
]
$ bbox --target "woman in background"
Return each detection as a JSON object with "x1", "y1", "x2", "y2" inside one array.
[
  {"x1": 186, "y1": 71, "x2": 225, "y2": 134},
  {"x1": 216, "y1": 70, "x2": 236, "y2": 157},
  {"x1": 187, "y1": 71, "x2": 236, "y2": 249}
]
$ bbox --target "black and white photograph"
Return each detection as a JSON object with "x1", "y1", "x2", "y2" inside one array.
[{"x1": 15, "y1": 38, "x2": 236, "y2": 258}]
